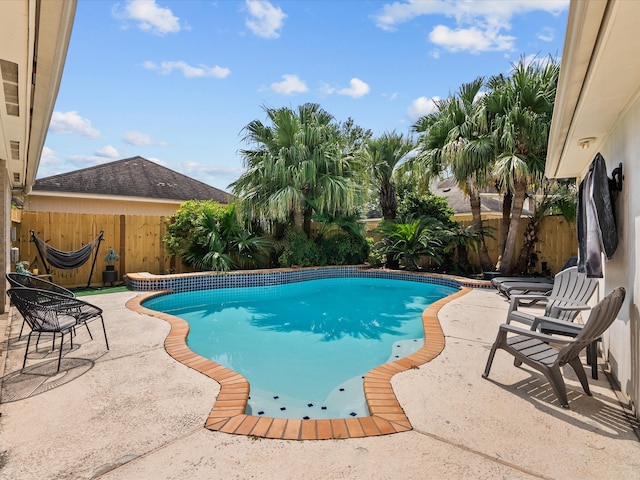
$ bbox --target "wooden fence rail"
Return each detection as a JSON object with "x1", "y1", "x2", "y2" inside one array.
[{"x1": 15, "y1": 211, "x2": 577, "y2": 288}]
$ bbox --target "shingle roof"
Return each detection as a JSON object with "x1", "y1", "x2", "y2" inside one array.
[
  {"x1": 33, "y1": 156, "x2": 233, "y2": 203},
  {"x1": 433, "y1": 177, "x2": 532, "y2": 215}
]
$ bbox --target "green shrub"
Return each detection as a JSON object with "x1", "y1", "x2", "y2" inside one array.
[
  {"x1": 397, "y1": 192, "x2": 455, "y2": 227},
  {"x1": 317, "y1": 232, "x2": 369, "y2": 265},
  {"x1": 278, "y1": 228, "x2": 321, "y2": 267}
]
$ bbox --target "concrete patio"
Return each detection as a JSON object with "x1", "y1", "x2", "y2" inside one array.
[{"x1": 1, "y1": 286, "x2": 639, "y2": 479}]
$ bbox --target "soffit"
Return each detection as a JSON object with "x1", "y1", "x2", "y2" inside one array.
[
  {"x1": 0, "y1": 0, "x2": 75, "y2": 192},
  {"x1": 546, "y1": 0, "x2": 640, "y2": 179}
]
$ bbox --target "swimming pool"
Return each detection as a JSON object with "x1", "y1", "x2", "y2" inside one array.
[{"x1": 142, "y1": 276, "x2": 457, "y2": 420}]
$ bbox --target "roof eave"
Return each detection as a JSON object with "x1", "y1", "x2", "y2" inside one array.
[{"x1": 546, "y1": 0, "x2": 640, "y2": 180}]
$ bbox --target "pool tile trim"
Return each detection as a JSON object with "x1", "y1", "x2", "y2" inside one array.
[{"x1": 126, "y1": 268, "x2": 475, "y2": 440}]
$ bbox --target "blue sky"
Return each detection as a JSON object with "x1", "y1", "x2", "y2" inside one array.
[{"x1": 41, "y1": 0, "x2": 569, "y2": 192}]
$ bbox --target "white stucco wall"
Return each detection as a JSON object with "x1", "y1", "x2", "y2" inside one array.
[{"x1": 596, "y1": 89, "x2": 640, "y2": 410}]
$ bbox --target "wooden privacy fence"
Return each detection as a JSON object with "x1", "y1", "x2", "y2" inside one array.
[
  {"x1": 459, "y1": 214, "x2": 578, "y2": 274},
  {"x1": 15, "y1": 211, "x2": 577, "y2": 288},
  {"x1": 16, "y1": 212, "x2": 191, "y2": 288}
]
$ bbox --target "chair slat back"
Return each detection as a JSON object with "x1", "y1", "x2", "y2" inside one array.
[
  {"x1": 558, "y1": 287, "x2": 625, "y2": 364},
  {"x1": 545, "y1": 267, "x2": 599, "y2": 322}
]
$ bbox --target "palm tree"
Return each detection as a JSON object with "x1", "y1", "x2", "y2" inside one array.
[
  {"x1": 410, "y1": 77, "x2": 495, "y2": 272},
  {"x1": 485, "y1": 56, "x2": 559, "y2": 274},
  {"x1": 514, "y1": 179, "x2": 577, "y2": 274},
  {"x1": 364, "y1": 131, "x2": 415, "y2": 221},
  {"x1": 363, "y1": 131, "x2": 415, "y2": 268},
  {"x1": 230, "y1": 103, "x2": 361, "y2": 239}
]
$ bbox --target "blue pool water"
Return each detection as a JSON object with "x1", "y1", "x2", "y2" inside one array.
[{"x1": 143, "y1": 277, "x2": 457, "y2": 419}]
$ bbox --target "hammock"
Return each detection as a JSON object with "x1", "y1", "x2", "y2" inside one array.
[{"x1": 30, "y1": 230, "x2": 104, "y2": 288}]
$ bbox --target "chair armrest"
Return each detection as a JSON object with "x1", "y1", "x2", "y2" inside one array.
[
  {"x1": 499, "y1": 323, "x2": 573, "y2": 345},
  {"x1": 508, "y1": 294, "x2": 550, "y2": 312},
  {"x1": 530, "y1": 315, "x2": 582, "y2": 332}
]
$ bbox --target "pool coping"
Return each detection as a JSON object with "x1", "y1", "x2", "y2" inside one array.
[{"x1": 126, "y1": 271, "x2": 480, "y2": 440}]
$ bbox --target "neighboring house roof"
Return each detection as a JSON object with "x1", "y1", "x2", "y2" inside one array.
[
  {"x1": 433, "y1": 177, "x2": 503, "y2": 215},
  {"x1": 32, "y1": 156, "x2": 233, "y2": 204}
]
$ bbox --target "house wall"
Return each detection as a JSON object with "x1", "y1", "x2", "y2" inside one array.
[
  {"x1": 24, "y1": 193, "x2": 184, "y2": 216},
  {"x1": 1, "y1": 160, "x2": 8, "y2": 314},
  {"x1": 596, "y1": 90, "x2": 640, "y2": 414}
]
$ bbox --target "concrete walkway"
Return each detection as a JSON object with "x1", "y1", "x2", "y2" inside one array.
[{"x1": 1, "y1": 288, "x2": 639, "y2": 479}]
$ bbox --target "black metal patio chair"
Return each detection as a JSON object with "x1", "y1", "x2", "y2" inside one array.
[
  {"x1": 6, "y1": 273, "x2": 75, "y2": 338},
  {"x1": 7, "y1": 287, "x2": 109, "y2": 372}
]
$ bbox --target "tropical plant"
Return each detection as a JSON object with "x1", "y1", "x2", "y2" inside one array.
[
  {"x1": 409, "y1": 77, "x2": 495, "y2": 271},
  {"x1": 485, "y1": 55, "x2": 560, "y2": 274},
  {"x1": 230, "y1": 103, "x2": 364, "y2": 239},
  {"x1": 180, "y1": 204, "x2": 272, "y2": 272},
  {"x1": 443, "y1": 223, "x2": 491, "y2": 274},
  {"x1": 373, "y1": 219, "x2": 447, "y2": 271},
  {"x1": 163, "y1": 200, "x2": 227, "y2": 257}
]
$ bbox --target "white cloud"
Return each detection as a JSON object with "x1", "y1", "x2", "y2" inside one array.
[
  {"x1": 245, "y1": 0, "x2": 286, "y2": 39},
  {"x1": 123, "y1": 131, "x2": 154, "y2": 146},
  {"x1": 318, "y1": 83, "x2": 336, "y2": 96},
  {"x1": 537, "y1": 26, "x2": 555, "y2": 42},
  {"x1": 116, "y1": 0, "x2": 181, "y2": 35},
  {"x1": 144, "y1": 60, "x2": 230, "y2": 78},
  {"x1": 270, "y1": 74, "x2": 308, "y2": 95},
  {"x1": 337, "y1": 78, "x2": 371, "y2": 98},
  {"x1": 39, "y1": 147, "x2": 60, "y2": 168},
  {"x1": 373, "y1": 0, "x2": 568, "y2": 54},
  {"x1": 407, "y1": 96, "x2": 439, "y2": 121},
  {"x1": 429, "y1": 25, "x2": 515, "y2": 53},
  {"x1": 95, "y1": 145, "x2": 120, "y2": 158},
  {"x1": 49, "y1": 111, "x2": 101, "y2": 138},
  {"x1": 66, "y1": 155, "x2": 113, "y2": 167}
]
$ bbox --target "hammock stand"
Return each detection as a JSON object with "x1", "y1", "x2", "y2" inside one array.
[{"x1": 29, "y1": 230, "x2": 104, "y2": 289}]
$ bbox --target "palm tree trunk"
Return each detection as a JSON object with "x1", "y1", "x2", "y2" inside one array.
[
  {"x1": 468, "y1": 184, "x2": 494, "y2": 271},
  {"x1": 380, "y1": 179, "x2": 397, "y2": 221},
  {"x1": 501, "y1": 189, "x2": 513, "y2": 255},
  {"x1": 303, "y1": 209, "x2": 313, "y2": 239},
  {"x1": 500, "y1": 180, "x2": 527, "y2": 274},
  {"x1": 515, "y1": 216, "x2": 539, "y2": 274}
]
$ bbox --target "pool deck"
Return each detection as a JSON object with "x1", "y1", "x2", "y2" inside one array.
[{"x1": 1, "y1": 285, "x2": 640, "y2": 479}]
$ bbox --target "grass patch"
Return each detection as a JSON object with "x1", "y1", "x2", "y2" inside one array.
[{"x1": 73, "y1": 285, "x2": 131, "y2": 297}]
